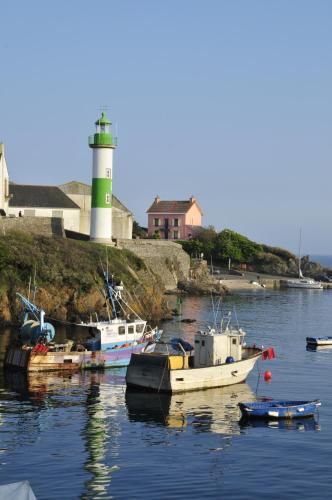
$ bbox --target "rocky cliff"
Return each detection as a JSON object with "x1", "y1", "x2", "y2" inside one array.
[
  {"x1": 117, "y1": 239, "x2": 190, "y2": 291},
  {"x1": 0, "y1": 231, "x2": 169, "y2": 326}
]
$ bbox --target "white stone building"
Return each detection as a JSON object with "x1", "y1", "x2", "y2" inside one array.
[
  {"x1": 59, "y1": 181, "x2": 133, "y2": 239},
  {"x1": 8, "y1": 184, "x2": 81, "y2": 231},
  {"x1": 0, "y1": 143, "x2": 133, "y2": 240}
]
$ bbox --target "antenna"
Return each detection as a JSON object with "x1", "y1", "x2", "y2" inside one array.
[
  {"x1": 32, "y1": 266, "x2": 37, "y2": 304},
  {"x1": 28, "y1": 276, "x2": 32, "y2": 302},
  {"x1": 99, "y1": 105, "x2": 108, "y2": 114},
  {"x1": 106, "y1": 246, "x2": 109, "y2": 280}
]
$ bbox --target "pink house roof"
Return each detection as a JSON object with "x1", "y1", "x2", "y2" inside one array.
[{"x1": 147, "y1": 196, "x2": 203, "y2": 215}]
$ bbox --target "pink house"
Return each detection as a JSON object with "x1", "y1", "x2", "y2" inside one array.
[{"x1": 147, "y1": 196, "x2": 203, "y2": 240}]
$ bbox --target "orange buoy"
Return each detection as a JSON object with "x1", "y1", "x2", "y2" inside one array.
[{"x1": 264, "y1": 370, "x2": 272, "y2": 382}]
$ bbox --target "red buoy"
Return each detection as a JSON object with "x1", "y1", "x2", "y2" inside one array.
[{"x1": 264, "y1": 370, "x2": 272, "y2": 382}]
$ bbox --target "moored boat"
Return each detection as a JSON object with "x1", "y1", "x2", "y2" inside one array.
[
  {"x1": 126, "y1": 312, "x2": 275, "y2": 393},
  {"x1": 286, "y1": 278, "x2": 323, "y2": 289},
  {"x1": 239, "y1": 399, "x2": 321, "y2": 419},
  {"x1": 5, "y1": 273, "x2": 161, "y2": 372},
  {"x1": 306, "y1": 336, "x2": 332, "y2": 346},
  {"x1": 286, "y1": 230, "x2": 323, "y2": 289}
]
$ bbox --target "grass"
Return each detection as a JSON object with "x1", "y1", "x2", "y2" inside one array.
[{"x1": 0, "y1": 232, "x2": 166, "y2": 324}]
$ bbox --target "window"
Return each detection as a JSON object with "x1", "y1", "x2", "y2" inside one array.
[
  {"x1": 136, "y1": 324, "x2": 144, "y2": 333},
  {"x1": 232, "y1": 339, "x2": 237, "y2": 345},
  {"x1": 106, "y1": 168, "x2": 112, "y2": 178},
  {"x1": 118, "y1": 326, "x2": 126, "y2": 335},
  {"x1": 128, "y1": 325, "x2": 134, "y2": 334},
  {"x1": 173, "y1": 230, "x2": 179, "y2": 239},
  {"x1": 154, "y1": 218, "x2": 160, "y2": 227},
  {"x1": 173, "y1": 218, "x2": 179, "y2": 227},
  {"x1": 105, "y1": 193, "x2": 111, "y2": 204}
]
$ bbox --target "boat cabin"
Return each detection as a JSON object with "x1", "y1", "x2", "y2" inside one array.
[
  {"x1": 85, "y1": 318, "x2": 148, "y2": 350},
  {"x1": 194, "y1": 328, "x2": 244, "y2": 368}
]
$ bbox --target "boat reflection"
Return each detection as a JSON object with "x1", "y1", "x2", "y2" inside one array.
[
  {"x1": 126, "y1": 383, "x2": 256, "y2": 435},
  {"x1": 239, "y1": 417, "x2": 320, "y2": 432},
  {"x1": 306, "y1": 344, "x2": 332, "y2": 352}
]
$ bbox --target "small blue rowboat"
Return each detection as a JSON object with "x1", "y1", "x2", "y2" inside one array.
[{"x1": 239, "y1": 400, "x2": 321, "y2": 419}]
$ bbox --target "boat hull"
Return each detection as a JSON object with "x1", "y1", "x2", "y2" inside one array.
[
  {"x1": 239, "y1": 400, "x2": 321, "y2": 419},
  {"x1": 5, "y1": 342, "x2": 148, "y2": 372},
  {"x1": 306, "y1": 337, "x2": 332, "y2": 346},
  {"x1": 286, "y1": 280, "x2": 323, "y2": 289},
  {"x1": 126, "y1": 349, "x2": 262, "y2": 393}
]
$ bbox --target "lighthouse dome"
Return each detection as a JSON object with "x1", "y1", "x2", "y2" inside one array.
[{"x1": 89, "y1": 112, "x2": 116, "y2": 148}]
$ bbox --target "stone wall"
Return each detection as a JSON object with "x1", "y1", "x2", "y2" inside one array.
[
  {"x1": 0, "y1": 216, "x2": 65, "y2": 237},
  {"x1": 117, "y1": 239, "x2": 190, "y2": 291}
]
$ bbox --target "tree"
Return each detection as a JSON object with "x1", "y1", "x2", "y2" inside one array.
[
  {"x1": 132, "y1": 221, "x2": 148, "y2": 239},
  {"x1": 213, "y1": 229, "x2": 263, "y2": 263}
]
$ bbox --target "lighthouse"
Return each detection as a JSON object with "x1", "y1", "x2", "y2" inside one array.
[{"x1": 89, "y1": 112, "x2": 117, "y2": 243}]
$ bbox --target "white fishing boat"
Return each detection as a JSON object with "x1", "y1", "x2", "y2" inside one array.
[
  {"x1": 286, "y1": 230, "x2": 323, "y2": 289},
  {"x1": 126, "y1": 312, "x2": 274, "y2": 393}
]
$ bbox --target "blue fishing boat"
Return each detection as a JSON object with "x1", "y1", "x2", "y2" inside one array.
[
  {"x1": 306, "y1": 336, "x2": 332, "y2": 346},
  {"x1": 5, "y1": 272, "x2": 161, "y2": 371},
  {"x1": 239, "y1": 400, "x2": 321, "y2": 419}
]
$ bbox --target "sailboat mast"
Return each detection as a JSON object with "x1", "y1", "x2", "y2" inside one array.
[{"x1": 298, "y1": 228, "x2": 302, "y2": 279}]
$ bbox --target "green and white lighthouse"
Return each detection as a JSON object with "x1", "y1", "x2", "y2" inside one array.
[{"x1": 89, "y1": 112, "x2": 117, "y2": 243}]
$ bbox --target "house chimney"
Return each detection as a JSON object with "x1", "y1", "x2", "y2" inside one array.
[
  {"x1": 189, "y1": 195, "x2": 196, "y2": 203},
  {"x1": 155, "y1": 195, "x2": 160, "y2": 204}
]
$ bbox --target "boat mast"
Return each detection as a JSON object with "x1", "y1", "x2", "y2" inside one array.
[{"x1": 298, "y1": 227, "x2": 302, "y2": 279}]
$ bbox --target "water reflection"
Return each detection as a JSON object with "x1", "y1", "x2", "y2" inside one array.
[
  {"x1": 126, "y1": 383, "x2": 256, "y2": 436},
  {"x1": 0, "y1": 370, "x2": 84, "y2": 454},
  {"x1": 81, "y1": 370, "x2": 125, "y2": 499},
  {"x1": 306, "y1": 345, "x2": 332, "y2": 352},
  {"x1": 2, "y1": 369, "x2": 126, "y2": 498},
  {"x1": 240, "y1": 417, "x2": 320, "y2": 432}
]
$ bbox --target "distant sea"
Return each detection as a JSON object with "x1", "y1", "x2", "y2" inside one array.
[{"x1": 311, "y1": 255, "x2": 332, "y2": 268}]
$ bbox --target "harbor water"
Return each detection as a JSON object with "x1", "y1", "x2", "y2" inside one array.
[{"x1": 1, "y1": 289, "x2": 332, "y2": 499}]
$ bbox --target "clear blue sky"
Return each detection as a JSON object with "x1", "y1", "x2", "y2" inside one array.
[{"x1": 1, "y1": 0, "x2": 331, "y2": 254}]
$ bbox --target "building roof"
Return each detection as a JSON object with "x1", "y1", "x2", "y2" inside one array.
[
  {"x1": 147, "y1": 197, "x2": 203, "y2": 215},
  {"x1": 9, "y1": 184, "x2": 80, "y2": 209},
  {"x1": 59, "y1": 180, "x2": 92, "y2": 196},
  {"x1": 112, "y1": 194, "x2": 132, "y2": 214},
  {"x1": 58, "y1": 181, "x2": 132, "y2": 214}
]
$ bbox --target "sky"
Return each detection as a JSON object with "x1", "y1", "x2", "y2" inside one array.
[{"x1": 0, "y1": 0, "x2": 331, "y2": 254}]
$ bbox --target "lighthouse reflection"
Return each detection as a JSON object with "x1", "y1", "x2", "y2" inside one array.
[
  {"x1": 2, "y1": 369, "x2": 125, "y2": 498},
  {"x1": 82, "y1": 371, "x2": 124, "y2": 498}
]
